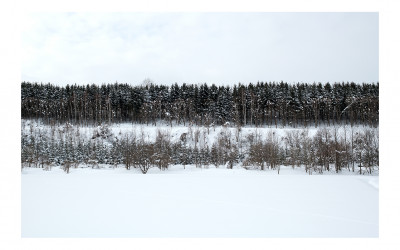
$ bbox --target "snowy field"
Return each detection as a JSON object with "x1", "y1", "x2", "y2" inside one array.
[
  {"x1": 22, "y1": 119, "x2": 377, "y2": 146},
  {"x1": 22, "y1": 166, "x2": 378, "y2": 237}
]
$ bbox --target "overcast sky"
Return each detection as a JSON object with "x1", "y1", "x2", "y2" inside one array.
[{"x1": 21, "y1": 12, "x2": 378, "y2": 86}]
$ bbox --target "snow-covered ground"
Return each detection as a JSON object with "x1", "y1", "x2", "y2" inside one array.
[
  {"x1": 22, "y1": 119, "x2": 377, "y2": 147},
  {"x1": 22, "y1": 166, "x2": 378, "y2": 237},
  {"x1": 21, "y1": 120, "x2": 379, "y2": 237}
]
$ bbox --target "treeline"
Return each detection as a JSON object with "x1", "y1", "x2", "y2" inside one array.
[
  {"x1": 21, "y1": 81, "x2": 379, "y2": 127},
  {"x1": 21, "y1": 122, "x2": 379, "y2": 174}
]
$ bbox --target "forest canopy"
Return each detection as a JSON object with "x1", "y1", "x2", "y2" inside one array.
[{"x1": 21, "y1": 81, "x2": 379, "y2": 127}]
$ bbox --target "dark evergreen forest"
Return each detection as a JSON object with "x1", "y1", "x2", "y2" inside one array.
[{"x1": 21, "y1": 81, "x2": 379, "y2": 127}]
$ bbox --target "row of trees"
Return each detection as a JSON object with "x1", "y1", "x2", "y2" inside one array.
[
  {"x1": 21, "y1": 81, "x2": 379, "y2": 127},
  {"x1": 246, "y1": 128, "x2": 378, "y2": 175},
  {"x1": 21, "y1": 122, "x2": 379, "y2": 174}
]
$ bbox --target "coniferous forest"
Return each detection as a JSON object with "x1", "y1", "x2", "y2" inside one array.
[
  {"x1": 21, "y1": 81, "x2": 379, "y2": 174},
  {"x1": 21, "y1": 81, "x2": 379, "y2": 127}
]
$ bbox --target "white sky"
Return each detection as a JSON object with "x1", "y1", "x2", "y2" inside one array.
[{"x1": 21, "y1": 12, "x2": 378, "y2": 86}]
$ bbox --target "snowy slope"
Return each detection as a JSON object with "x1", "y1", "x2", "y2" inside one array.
[{"x1": 22, "y1": 119, "x2": 378, "y2": 149}]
